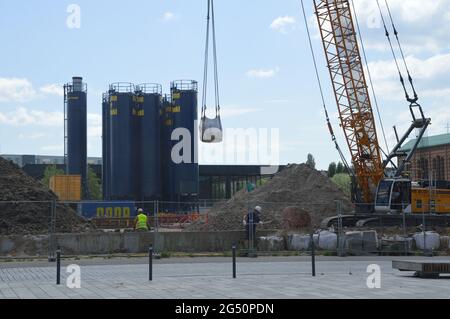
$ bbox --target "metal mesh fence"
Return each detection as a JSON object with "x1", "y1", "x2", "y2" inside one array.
[{"x1": 0, "y1": 199, "x2": 449, "y2": 258}]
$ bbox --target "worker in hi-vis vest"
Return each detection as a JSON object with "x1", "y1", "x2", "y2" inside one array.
[{"x1": 134, "y1": 208, "x2": 149, "y2": 231}]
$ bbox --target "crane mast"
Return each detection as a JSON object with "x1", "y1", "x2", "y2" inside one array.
[{"x1": 314, "y1": 0, "x2": 385, "y2": 203}]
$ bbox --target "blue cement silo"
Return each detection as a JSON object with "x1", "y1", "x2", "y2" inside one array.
[
  {"x1": 108, "y1": 83, "x2": 138, "y2": 200},
  {"x1": 135, "y1": 84, "x2": 162, "y2": 201},
  {"x1": 65, "y1": 77, "x2": 88, "y2": 198},
  {"x1": 170, "y1": 80, "x2": 199, "y2": 202}
]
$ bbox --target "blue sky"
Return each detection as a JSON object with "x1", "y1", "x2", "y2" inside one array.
[{"x1": 0, "y1": 0, "x2": 449, "y2": 169}]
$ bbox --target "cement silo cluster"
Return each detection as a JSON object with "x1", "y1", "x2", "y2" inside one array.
[{"x1": 102, "y1": 80, "x2": 199, "y2": 204}]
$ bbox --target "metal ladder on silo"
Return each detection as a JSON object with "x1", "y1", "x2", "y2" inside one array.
[{"x1": 63, "y1": 84, "x2": 70, "y2": 173}]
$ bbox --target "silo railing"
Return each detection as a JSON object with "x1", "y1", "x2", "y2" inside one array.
[
  {"x1": 109, "y1": 82, "x2": 135, "y2": 93},
  {"x1": 136, "y1": 83, "x2": 162, "y2": 95},
  {"x1": 171, "y1": 80, "x2": 198, "y2": 91}
]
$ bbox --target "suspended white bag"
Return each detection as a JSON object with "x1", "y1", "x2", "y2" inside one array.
[
  {"x1": 200, "y1": 115, "x2": 223, "y2": 143},
  {"x1": 200, "y1": 0, "x2": 223, "y2": 144}
]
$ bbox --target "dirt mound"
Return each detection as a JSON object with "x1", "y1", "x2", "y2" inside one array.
[
  {"x1": 0, "y1": 157, "x2": 91, "y2": 235},
  {"x1": 195, "y1": 164, "x2": 353, "y2": 231}
]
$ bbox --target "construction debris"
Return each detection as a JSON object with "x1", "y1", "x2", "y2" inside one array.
[
  {"x1": 194, "y1": 164, "x2": 353, "y2": 231},
  {"x1": 0, "y1": 157, "x2": 91, "y2": 235}
]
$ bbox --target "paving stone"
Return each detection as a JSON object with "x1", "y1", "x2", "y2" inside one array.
[{"x1": 0, "y1": 257, "x2": 449, "y2": 299}]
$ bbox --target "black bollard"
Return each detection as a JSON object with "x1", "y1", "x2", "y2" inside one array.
[
  {"x1": 232, "y1": 243, "x2": 237, "y2": 279},
  {"x1": 310, "y1": 234, "x2": 316, "y2": 277},
  {"x1": 56, "y1": 249, "x2": 61, "y2": 285},
  {"x1": 149, "y1": 245, "x2": 153, "y2": 281}
]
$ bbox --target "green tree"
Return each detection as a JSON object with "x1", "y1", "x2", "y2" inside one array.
[
  {"x1": 41, "y1": 165, "x2": 65, "y2": 188},
  {"x1": 328, "y1": 162, "x2": 337, "y2": 178},
  {"x1": 87, "y1": 166, "x2": 102, "y2": 200},
  {"x1": 332, "y1": 173, "x2": 351, "y2": 195},
  {"x1": 306, "y1": 153, "x2": 316, "y2": 170},
  {"x1": 336, "y1": 162, "x2": 345, "y2": 174}
]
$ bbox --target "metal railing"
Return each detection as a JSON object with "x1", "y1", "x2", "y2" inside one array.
[
  {"x1": 109, "y1": 82, "x2": 135, "y2": 93},
  {"x1": 135, "y1": 83, "x2": 162, "y2": 95},
  {"x1": 171, "y1": 80, "x2": 198, "y2": 91}
]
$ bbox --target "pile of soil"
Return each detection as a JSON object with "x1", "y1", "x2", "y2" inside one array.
[
  {"x1": 193, "y1": 164, "x2": 353, "y2": 231},
  {"x1": 0, "y1": 157, "x2": 91, "y2": 235}
]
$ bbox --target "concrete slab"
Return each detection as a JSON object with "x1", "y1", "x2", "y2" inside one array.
[{"x1": 393, "y1": 260, "x2": 450, "y2": 278}]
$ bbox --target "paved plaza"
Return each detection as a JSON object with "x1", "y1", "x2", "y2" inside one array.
[{"x1": 0, "y1": 256, "x2": 449, "y2": 299}]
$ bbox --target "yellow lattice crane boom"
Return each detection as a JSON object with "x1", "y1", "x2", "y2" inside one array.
[{"x1": 313, "y1": 0, "x2": 385, "y2": 203}]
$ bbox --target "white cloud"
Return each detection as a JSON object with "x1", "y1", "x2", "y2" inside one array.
[
  {"x1": 393, "y1": 105, "x2": 450, "y2": 141},
  {"x1": 40, "y1": 84, "x2": 63, "y2": 97},
  {"x1": 351, "y1": 0, "x2": 450, "y2": 56},
  {"x1": 0, "y1": 107, "x2": 63, "y2": 126},
  {"x1": 0, "y1": 78, "x2": 37, "y2": 102},
  {"x1": 366, "y1": 53, "x2": 450, "y2": 100},
  {"x1": 87, "y1": 113, "x2": 102, "y2": 138},
  {"x1": 0, "y1": 108, "x2": 103, "y2": 132},
  {"x1": 246, "y1": 67, "x2": 279, "y2": 79},
  {"x1": 270, "y1": 16, "x2": 297, "y2": 33},
  {"x1": 353, "y1": 0, "x2": 445, "y2": 25},
  {"x1": 18, "y1": 133, "x2": 47, "y2": 140},
  {"x1": 219, "y1": 106, "x2": 262, "y2": 118},
  {"x1": 162, "y1": 12, "x2": 178, "y2": 22},
  {"x1": 87, "y1": 113, "x2": 102, "y2": 126},
  {"x1": 425, "y1": 106, "x2": 450, "y2": 135},
  {"x1": 0, "y1": 79, "x2": 66, "y2": 102},
  {"x1": 422, "y1": 87, "x2": 450, "y2": 98},
  {"x1": 369, "y1": 54, "x2": 450, "y2": 81}
]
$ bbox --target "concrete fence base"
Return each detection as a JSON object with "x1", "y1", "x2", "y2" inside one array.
[{"x1": 0, "y1": 230, "x2": 275, "y2": 257}]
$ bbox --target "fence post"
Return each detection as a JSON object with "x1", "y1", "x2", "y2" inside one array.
[
  {"x1": 402, "y1": 209, "x2": 408, "y2": 256},
  {"x1": 154, "y1": 201, "x2": 159, "y2": 254},
  {"x1": 48, "y1": 200, "x2": 57, "y2": 262},
  {"x1": 336, "y1": 200, "x2": 344, "y2": 257},
  {"x1": 149, "y1": 245, "x2": 153, "y2": 281},
  {"x1": 232, "y1": 243, "x2": 237, "y2": 279},
  {"x1": 248, "y1": 210, "x2": 257, "y2": 258},
  {"x1": 310, "y1": 233, "x2": 316, "y2": 277},
  {"x1": 56, "y1": 248, "x2": 61, "y2": 285}
]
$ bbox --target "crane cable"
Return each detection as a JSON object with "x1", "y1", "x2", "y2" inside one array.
[
  {"x1": 385, "y1": 0, "x2": 419, "y2": 102},
  {"x1": 376, "y1": 0, "x2": 418, "y2": 104},
  {"x1": 201, "y1": 0, "x2": 221, "y2": 119},
  {"x1": 300, "y1": 0, "x2": 354, "y2": 177},
  {"x1": 350, "y1": 0, "x2": 390, "y2": 155}
]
